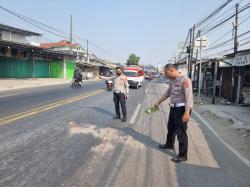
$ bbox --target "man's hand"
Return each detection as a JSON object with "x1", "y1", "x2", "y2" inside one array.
[
  {"x1": 125, "y1": 95, "x2": 128, "y2": 100},
  {"x1": 182, "y1": 111, "x2": 190, "y2": 123},
  {"x1": 154, "y1": 102, "x2": 160, "y2": 109}
]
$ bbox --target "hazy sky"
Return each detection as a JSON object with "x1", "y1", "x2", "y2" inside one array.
[{"x1": 0, "y1": 0, "x2": 239, "y2": 65}]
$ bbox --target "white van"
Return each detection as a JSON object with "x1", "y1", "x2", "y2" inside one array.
[{"x1": 124, "y1": 66, "x2": 144, "y2": 89}]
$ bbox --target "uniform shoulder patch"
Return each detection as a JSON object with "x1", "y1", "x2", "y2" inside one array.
[{"x1": 182, "y1": 79, "x2": 190, "y2": 88}]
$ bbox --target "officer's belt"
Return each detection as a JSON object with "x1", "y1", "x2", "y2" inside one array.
[
  {"x1": 114, "y1": 90, "x2": 124, "y2": 94},
  {"x1": 169, "y1": 103, "x2": 185, "y2": 107}
]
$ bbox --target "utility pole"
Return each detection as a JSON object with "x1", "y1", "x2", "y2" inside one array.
[
  {"x1": 189, "y1": 24, "x2": 196, "y2": 79},
  {"x1": 196, "y1": 33, "x2": 208, "y2": 103},
  {"x1": 66, "y1": 14, "x2": 73, "y2": 80},
  {"x1": 70, "y1": 14, "x2": 73, "y2": 43},
  {"x1": 195, "y1": 31, "x2": 201, "y2": 70},
  {"x1": 69, "y1": 14, "x2": 73, "y2": 62},
  {"x1": 234, "y1": 3, "x2": 239, "y2": 54},
  {"x1": 86, "y1": 39, "x2": 89, "y2": 63},
  {"x1": 234, "y1": 3, "x2": 242, "y2": 104},
  {"x1": 195, "y1": 30, "x2": 201, "y2": 93},
  {"x1": 187, "y1": 28, "x2": 192, "y2": 78},
  {"x1": 231, "y1": 3, "x2": 239, "y2": 103},
  {"x1": 198, "y1": 36, "x2": 202, "y2": 103}
]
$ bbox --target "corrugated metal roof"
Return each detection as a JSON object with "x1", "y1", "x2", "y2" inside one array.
[{"x1": 0, "y1": 23, "x2": 42, "y2": 36}]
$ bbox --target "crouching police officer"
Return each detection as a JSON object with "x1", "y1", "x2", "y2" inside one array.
[
  {"x1": 154, "y1": 63, "x2": 193, "y2": 163},
  {"x1": 100, "y1": 67, "x2": 129, "y2": 122}
]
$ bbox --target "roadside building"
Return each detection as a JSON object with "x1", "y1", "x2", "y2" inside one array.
[
  {"x1": 0, "y1": 23, "x2": 76, "y2": 79},
  {"x1": 191, "y1": 49, "x2": 250, "y2": 105},
  {"x1": 224, "y1": 49, "x2": 250, "y2": 104},
  {"x1": 40, "y1": 40, "x2": 117, "y2": 79}
]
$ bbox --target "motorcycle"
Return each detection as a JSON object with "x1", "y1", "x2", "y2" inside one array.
[
  {"x1": 106, "y1": 80, "x2": 113, "y2": 91},
  {"x1": 71, "y1": 77, "x2": 82, "y2": 88}
]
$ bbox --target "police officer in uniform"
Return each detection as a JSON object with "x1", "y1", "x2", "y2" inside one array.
[
  {"x1": 100, "y1": 67, "x2": 129, "y2": 122},
  {"x1": 154, "y1": 63, "x2": 193, "y2": 163}
]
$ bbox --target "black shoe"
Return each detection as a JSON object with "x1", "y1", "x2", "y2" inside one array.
[
  {"x1": 158, "y1": 144, "x2": 174, "y2": 151},
  {"x1": 113, "y1": 116, "x2": 120, "y2": 119},
  {"x1": 171, "y1": 156, "x2": 187, "y2": 163},
  {"x1": 121, "y1": 118, "x2": 127, "y2": 122}
]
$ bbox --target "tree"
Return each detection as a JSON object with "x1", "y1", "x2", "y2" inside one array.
[{"x1": 127, "y1": 54, "x2": 140, "y2": 66}]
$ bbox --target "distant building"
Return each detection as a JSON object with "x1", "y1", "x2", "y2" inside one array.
[
  {"x1": 0, "y1": 23, "x2": 41, "y2": 43},
  {"x1": 0, "y1": 23, "x2": 42, "y2": 58},
  {"x1": 40, "y1": 40, "x2": 87, "y2": 62}
]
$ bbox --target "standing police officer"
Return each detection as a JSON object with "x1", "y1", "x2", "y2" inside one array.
[
  {"x1": 100, "y1": 67, "x2": 129, "y2": 122},
  {"x1": 154, "y1": 63, "x2": 193, "y2": 163}
]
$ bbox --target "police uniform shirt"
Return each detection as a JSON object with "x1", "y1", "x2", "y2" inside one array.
[
  {"x1": 113, "y1": 74, "x2": 129, "y2": 95},
  {"x1": 101, "y1": 74, "x2": 129, "y2": 95},
  {"x1": 164, "y1": 76, "x2": 193, "y2": 111}
]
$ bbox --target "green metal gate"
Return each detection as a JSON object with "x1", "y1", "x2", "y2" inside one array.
[
  {"x1": 15, "y1": 58, "x2": 33, "y2": 78},
  {"x1": 66, "y1": 61, "x2": 76, "y2": 80},
  {"x1": 0, "y1": 56, "x2": 12, "y2": 77},
  {"x1": 34, "y1": 60, "x2": 49, "y2": 78},
  {"x1": 50, "y1": 61, "x2": 63, "y2": 78},
  {"x1": 0, "y1": 56, "x2": 33, "y2": 78}
]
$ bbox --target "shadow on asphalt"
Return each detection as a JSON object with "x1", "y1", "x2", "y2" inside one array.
[
  {"x1": 94, "y1": 125, "x2": 176, "y2": 187},
  {"x1": 79, "y1": 106, "x2": 114, "y2": 117},
  {"x1": 113, "y1": 126, "x2": 176, "y2": 157}
]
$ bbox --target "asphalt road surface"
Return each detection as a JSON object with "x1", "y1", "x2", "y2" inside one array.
[{"x1": 0, "y1": 79, "x2": 249, "y2": 187}]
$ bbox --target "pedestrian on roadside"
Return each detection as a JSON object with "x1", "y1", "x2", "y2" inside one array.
[
  {"x1": 100, "y1": 67, "x2": 129, "y2": 122},
  {"x1": 154, "y1": 63, "x2": 193, "y2": 163}
]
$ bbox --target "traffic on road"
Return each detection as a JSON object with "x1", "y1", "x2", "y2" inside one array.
[{"x1": 0, "y1": 1, "x2": 250, "y2": 187}]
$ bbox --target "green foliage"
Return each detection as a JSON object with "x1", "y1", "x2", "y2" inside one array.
[{"x1": 127, "y1": 53, "x2": 140, "y2": 66}]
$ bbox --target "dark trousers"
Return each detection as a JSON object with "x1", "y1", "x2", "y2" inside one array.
[
  {"x1": 166, "y1": 106, "x2": 188, "y2": 157},
  {"x1": 113, "y1": 92, "x2": 127, "y2": 119}
]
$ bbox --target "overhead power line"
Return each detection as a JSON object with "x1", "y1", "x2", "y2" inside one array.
[
  {"x1": 0, "y1": 5, "x2": 123, "y2": 61},
  {"x1": 201, "y1": 3, "x2": 250, "y2": 35},
  {"x1": 195, "y1": 0, "x2": 234, "y2": 28},
  {"x1": 239, "y1": 40, "x2": 250, "y2": 46},
  {"x1": 199, "y1": 3, "x2": 235, "y2": 32},
  {"x1": 204, "y1": 30, "x2": 250, "y2": 51}
]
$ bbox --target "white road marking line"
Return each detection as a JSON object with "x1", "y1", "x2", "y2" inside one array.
[
  {"x1": 104, "y1": 145, "x2": 127, "y2": 187},
  {"x1": 145, "y1": 88, "x2": 148, "y2": 93},
  {"x1": 0, "y1": 94, "x2": 18, "y2": 98},
  {"x1": 193, "y1": 110, "x2": 250, "y2": 168},
  {"x1": 129, "y1": 103, "x2": 142, "y2": 125}
]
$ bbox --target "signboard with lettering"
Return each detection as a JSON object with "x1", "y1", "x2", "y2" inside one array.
[
  {"x1": 226, "y1": 54, "x2": 250, "y2": 66},
  {"x1": 233, "y1": 54, "x2": 250, "y2": 66}
]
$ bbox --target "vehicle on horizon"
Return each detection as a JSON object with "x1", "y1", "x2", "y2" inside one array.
[{"x1": 124, "y1": 66, "x2": 144, "y2": 89}]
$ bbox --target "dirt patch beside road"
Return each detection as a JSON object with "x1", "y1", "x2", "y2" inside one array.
[{"x1": 194, "y1": 105, "x2": 250, "y2": 160}]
